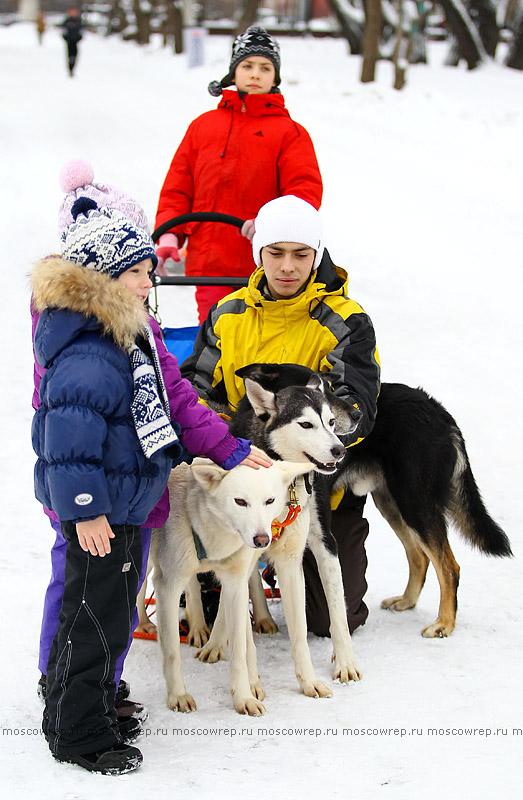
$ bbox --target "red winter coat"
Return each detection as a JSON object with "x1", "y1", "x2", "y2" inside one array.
[{"x1": 155, "y1": 90, "x2": 323, "y2": 279}]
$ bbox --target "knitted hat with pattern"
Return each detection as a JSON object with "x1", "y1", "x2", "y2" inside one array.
[
  {"x1": 252, "y1": 196, "x2": 324, "y2": 270},
  {"x1": 61, "y1": 197, "x2": 157, "y2": 279},
  {"x1": 58, "y1": 159, "x2": 150, "y2": 238},
  {"x1": 208, "y1": 25, "x2": 281, "y2": 97}
]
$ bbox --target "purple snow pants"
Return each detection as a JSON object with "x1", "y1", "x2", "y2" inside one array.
[{"x1": 38, "y1": 518, "x2": 151, "y2": 684}]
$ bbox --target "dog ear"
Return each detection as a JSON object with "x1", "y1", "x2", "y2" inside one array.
[
  {"x1": 306, "y1": 373, "x2": 325, "y2": 393},
  {"x1": 236, "y1": 363, "x2": 316, "y2": 393},
  {"x1": 276, "y1": 461, "x2": 313, "y2": 484},
  {"x1": 236, "y1": 363, "x2": 280, "y2": 386},
  {"x1": 244, "y1": 377, "x2": 277, "y2": 420},
  {"x1": 191, "y1": 462, "x2": 227, "y2": 489},
  {"x1": 328, "y1": 395, "x2": 363, "y2": 436}
]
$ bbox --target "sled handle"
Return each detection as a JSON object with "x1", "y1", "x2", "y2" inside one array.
[
  {"x1": 151, "y1": 211, "x2": 248, "y2": 287},
  {"x1": 154, "y1": 275, "x2": 249, "y2": 286},
  {"x1": 152, "y1": 212, "x2": 245, "y2": 243}
]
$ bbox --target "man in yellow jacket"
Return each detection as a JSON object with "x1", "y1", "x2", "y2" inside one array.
[{"x1": 181, "y1": 195, "x2": 380, "y2": 635}]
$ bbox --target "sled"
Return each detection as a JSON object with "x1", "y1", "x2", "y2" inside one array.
[{"x1": 132, "y1": 593, "x2": 190, "y2": 643}]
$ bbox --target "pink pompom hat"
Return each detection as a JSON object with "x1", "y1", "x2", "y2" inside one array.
[{"x1": 58, "y1": 158, "x2": 150, "y2": 239}]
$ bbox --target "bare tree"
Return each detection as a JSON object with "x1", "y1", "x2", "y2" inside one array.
[
  {"x1": 105, "y1": 0, "x2": 128, "y2": 36},
  {"x1": 472, "y1": 0, "x2": 499, "y2": 57},
  {"x1": 133, "y1": 0, "x2": 153, "y2": 45},
  {"x1": 236, "y1": 0, "x2": 260, "y2": 35},
  {"x1": 445, "y1": 0, "x2": 498, "y2": 63},
  {"x1": 361, "y1": 0, "x2": 382, "y2": 82},
  {"x1": 439, "y1": 0, "x2": 487, "y2": 69},
  {"x1": 392, "y1": 0, "x2": 412, "y2": 89},
  {"x1": 163, "y1": 0, "x2": 184, "y2": 53},
  {"x1": 505, "y1": 5, "x2": 523, "y2": 68},
  {"x1": 504, "y1": 0, "x2": 520, "y2": 27},
  {"x1": 326, "y1": 0, "x2": 365, "y2": 53}
]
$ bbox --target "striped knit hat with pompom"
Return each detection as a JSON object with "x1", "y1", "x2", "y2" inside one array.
[
  {"x1": 61, "y1": 197, "x2": 157, "y2": 279},
  {"x1": 208, "y1": 25, "x2": 281, "y2": 97}
]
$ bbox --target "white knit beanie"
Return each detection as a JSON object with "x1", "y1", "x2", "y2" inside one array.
[{"x1": 252, "y1": 196, "x2": 324, "y2": 269}]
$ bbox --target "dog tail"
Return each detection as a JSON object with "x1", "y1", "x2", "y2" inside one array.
[{"x1": 449, "y1": 431, "x2": 512, "y2": 557}]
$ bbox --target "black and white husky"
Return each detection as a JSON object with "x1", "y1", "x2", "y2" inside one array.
[
  {"x1": 227, "y1": 363, "x2": 512, "y2": 640},
  {"x1": 192, "y1": 371, "x2": 362, "y2": 698}
]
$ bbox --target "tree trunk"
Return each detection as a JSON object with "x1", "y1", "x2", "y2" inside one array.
[
  {"x1": 235, "y1": 0, "x2": 260, "y2": 36},
  {"x1": 133, "y1": 0, "x2": 151, "y2": 45},
  {"x1": 392, "y1": 0, "x2": 410, "y2": 89},
  {"x1": 361, "y1": 0, "x2": 382, "y2": 82},
  {"x1": 438, "y1": 0, "x2": 487, "y2": 69},
  {"x1": 472, "y1": 0, "x2": 499, "y2": 57},
  {"x1": 505, "y1": 8, "x2": 523, "y2": 68},
  {"x1": 163, "y1": 0, "x2": 184, "y2": 53},
  {"x1": 409, "y1": 3, "x2": 430, "y2": 64},
  {"x1": 504, "y1": 0, "x2": 520, "y2": 28},
  {"x1": 173, "y1": 2, "x2": 183, "y2": 54},
  {"x1": 326, "y1": 0, "x2": 365, "y2": 54},
  {"x1": 105, "y1": 0, "x2": 128, "y2": 36}
]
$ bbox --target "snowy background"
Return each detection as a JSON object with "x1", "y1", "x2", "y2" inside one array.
[{"x1": 1, "y1": 21, "x2": 522, "y2": 799}]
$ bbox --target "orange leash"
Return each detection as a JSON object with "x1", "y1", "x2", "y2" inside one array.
[{"x1": 271, "y1": 480, "x2": 302, "y2": 541}]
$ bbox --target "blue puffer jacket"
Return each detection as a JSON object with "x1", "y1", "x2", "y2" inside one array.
[{"x1": 31, "y1": 257, "x2": 185, "y2": 526}]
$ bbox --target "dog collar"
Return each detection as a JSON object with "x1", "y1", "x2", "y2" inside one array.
[{"x1": 271, "y1": 481, "x2": 302, "y2": 541}]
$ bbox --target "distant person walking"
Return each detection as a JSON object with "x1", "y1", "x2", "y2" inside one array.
[
  {"x1": 36, "y1": 11, "x2": 45, "y2": 45},
  {"x1": 62, "y1": 8, "x2": 82, "y2": 76}
]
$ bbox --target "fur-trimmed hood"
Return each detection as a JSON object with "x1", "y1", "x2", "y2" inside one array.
[{"x1": 31, "y1": 256, "x2": 149, "y2": 350}]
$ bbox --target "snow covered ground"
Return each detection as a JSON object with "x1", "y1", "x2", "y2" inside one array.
[{"x1": 1, "y1": 22, "x2": 522, "y2": 799}]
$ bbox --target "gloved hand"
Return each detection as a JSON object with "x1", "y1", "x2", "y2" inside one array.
[
  {"x1": 240, "y1": 219, "x2": 255, "y2": 241},
  {"x1": 156, "y1": 232, "x2": 181, "y2": 275}
]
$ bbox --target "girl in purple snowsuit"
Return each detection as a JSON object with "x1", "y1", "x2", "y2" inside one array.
[{"x1": 31, "y1": 164, "x2": 270, "y2": 771}]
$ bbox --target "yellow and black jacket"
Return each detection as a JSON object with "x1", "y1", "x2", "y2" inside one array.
[{"x1": 181, "y1": 249, "x2": 381, "y2": 442}]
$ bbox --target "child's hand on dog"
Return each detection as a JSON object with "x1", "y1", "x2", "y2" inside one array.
[
  {"x1": 239, "y1": 445, "x2": 273, "y2": 469},
  {"x1": 76, "y1": 515, "x2": 116, "y2": 556}
]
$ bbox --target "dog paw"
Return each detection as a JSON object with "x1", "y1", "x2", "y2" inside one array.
[
  {"x1": 167, "y1": 693, "x2": 197, "y2": 713},
  {"x1": 135, "y1": 619, "x2": 157, "y2": 635},
  {"x1": 254, "y1": 617, "x2": 279, "y2": 635},
  {"x1": 250, "y1": 680, "x2": 265, "y2": 700},
  {"x1": 234, "y1": 696, "x2": 265, "y2": 716},
  {"x1": 187, "y1": 625, "x2": 210, "y2": 648},
  {"x1": 300, "y1": 679, "x2": 332, "y2": 699},
  {"x1": 421, "y1": 620, "x2": 454, "y2": 638},
  {"x1": 196, "y1": 643, "x2": 227, "y2": 663},
  {"x1": 332, "y1": 660, "x2": 362, "y2": 683},
  {"x1": 381, "y1": 595, "x2": 415, "y2": 612}
]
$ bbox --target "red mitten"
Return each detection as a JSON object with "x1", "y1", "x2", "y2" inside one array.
[{"x1": 156, "y1": 233, "x2": 181, "y2": 274}]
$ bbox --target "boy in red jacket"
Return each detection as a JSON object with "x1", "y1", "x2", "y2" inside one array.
[{"x1": 155, "y1": 25, "x2": 323, "y2": 322}]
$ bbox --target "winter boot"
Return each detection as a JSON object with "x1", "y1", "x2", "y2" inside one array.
[
  {"x1": 37, "y1": 673, "x2": 47, "y2": 702},
  {"x1": 116, "y1": 678, "x2": 131, "y2": 700},
  {"x1": 115, "y1": 678, "x2": 148, "y2": 723},
  {"x1": 118, "y1": 716, "x2": 143, "y2": 744},
  {"x1": 53, "y1": 743, "x2": 143, "y2": 775}
]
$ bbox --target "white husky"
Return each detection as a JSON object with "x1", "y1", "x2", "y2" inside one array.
[{"x1": 151, "y1": 459, "x2": 312, "y2": 716}]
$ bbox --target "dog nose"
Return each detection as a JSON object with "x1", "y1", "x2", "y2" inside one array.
[
  {"x1": 331, "y1": 444, "x2": 345, "y2": 460},
  {"x1": 253, "y1": 533, "x2": 270, "y2": 549}
]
